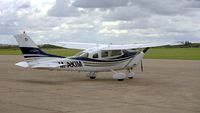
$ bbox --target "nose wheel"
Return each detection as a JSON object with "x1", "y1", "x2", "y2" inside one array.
[
  {"x1": 128, "y1": 76, "x2": 133, "y2": 79},
  {"x1": 127, "y1": 69, "x2": 135, "y2": 79}
]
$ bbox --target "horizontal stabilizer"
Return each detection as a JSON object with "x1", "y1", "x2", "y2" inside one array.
[{"x1": 15, "y1": 61, "x2": 29, "y2": 68}]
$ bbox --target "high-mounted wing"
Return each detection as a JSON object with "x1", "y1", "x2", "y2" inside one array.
[
  {"x1": 50, "y1": 41, "x2": 183, "y2": 50},
  {"x1": 50, "y1": 42, "x2": 106, "y2": 50},
  {"x1": 101, "y1": 42, "x2": 183, "y2": 50}
]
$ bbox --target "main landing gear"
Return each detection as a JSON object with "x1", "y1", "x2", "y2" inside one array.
[
  {"x1": 87, "y1": 72, "x2": 96, "y2": 79},
  {"x1": 90, "y1": 76, "x2": 96, "y2": 79},
  {"x1": 113, "y1": 72, "x2": 126, "y2": 81},
  {"x1": 127, "y1": 70, "x2": 135, "y2": 79},
  {"x1": 112, "y1": 69, "x2": 135, "y2": 81},
  {"x1": 86, "y1": 69, "x2": 135, "y2": 81}
]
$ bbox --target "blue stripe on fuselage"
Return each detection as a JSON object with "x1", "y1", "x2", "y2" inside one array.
[{"x1": 20, "y1": 47, "x2": 65, "y2": 58}]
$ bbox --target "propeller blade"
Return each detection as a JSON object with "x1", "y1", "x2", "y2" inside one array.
[
  {"x1": 143, "y1": 47, "x2": 149, "y2": 53},
  {"x1": 141, "y1": 60, "x2": 144, "y2": 72}
]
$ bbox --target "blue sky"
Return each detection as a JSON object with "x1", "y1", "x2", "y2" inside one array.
[{"x1": 0, "y1": 0, "x2": 200, "y2": 45}]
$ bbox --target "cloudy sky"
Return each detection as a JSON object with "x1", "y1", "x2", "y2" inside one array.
[{"x1": 0, "y1": 0, "x2": 200, "y2": 45}]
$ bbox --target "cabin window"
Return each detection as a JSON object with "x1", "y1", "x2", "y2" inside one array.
[
  {"x1": 111, "y1": 50, "x2": 122, "y2": 57},
  {"x1": 81, "y1": 53, "x2": 89, "y2": 58},
  {"x1": 93, "y1": 53, "x2": 98, "y2": 58},
  {"x1": 76, "y1": 52, "x2": 89, "y2": 58},
  {"x1": 101, "y1": 50, "x2": 109, "y2": 58}
]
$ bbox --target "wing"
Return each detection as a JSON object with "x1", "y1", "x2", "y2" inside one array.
[
  {"x1": 50, "y1": 42, "x2": 106, "y2": 50},
  {"x1": 101, "y1": 42, "x2": 183, "y2": 50},
  {"x1": 49, "y1": 41, "x2": 183, "y2": 50}
]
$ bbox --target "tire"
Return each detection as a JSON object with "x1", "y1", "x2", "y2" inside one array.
[
  {"x1": 118, "y1": 79, "x2": 124, "y2": 81},
  {"x1": 128, "y1": 77, "x2": 133, "y2": 79},
  {"x1": 90, "y1": 76, "x2": 96, "y2": 79}
]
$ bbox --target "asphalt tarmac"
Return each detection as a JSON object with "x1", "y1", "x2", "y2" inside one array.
[{"x1": 0, "y1": 55, "x2": 200, "y2": 113}]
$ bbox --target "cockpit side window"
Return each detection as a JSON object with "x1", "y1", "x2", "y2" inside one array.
[
  {"x1": 76, "y1": 52, "x2": 89, "y2": 58},
  {"x1": 101, "y1": 50, "x2": 109, "y2": 58},
  {"x1": 93, "y1": 53, "x2": 98, "y2": 58},
  {"x1": 111, "y1": 50, "x2": 122, "y2": 57},
  {"x1": 81, "y1": 53, "x2": 89, "y2": 58}
]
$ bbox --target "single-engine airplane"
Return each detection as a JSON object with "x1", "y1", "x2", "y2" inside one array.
[{"x1": 14, "y1": 32, "x2": 182, "y2": 81}]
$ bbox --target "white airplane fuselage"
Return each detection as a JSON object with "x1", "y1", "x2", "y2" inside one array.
[{"x1": 26, "y1": 51, "x2": 144, "y2": 72}]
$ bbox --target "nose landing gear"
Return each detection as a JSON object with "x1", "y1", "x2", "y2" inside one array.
[{"x1": 127, "y1": 69, "x2": 135, "y2": 79}]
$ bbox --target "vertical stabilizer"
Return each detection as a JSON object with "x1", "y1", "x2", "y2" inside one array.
[
  {"x1": 14, "y1": 33, "x2": 38, "y2": 48},
  {"x1": 14, "y1": 32, "x2": 65, "y2": 59}
]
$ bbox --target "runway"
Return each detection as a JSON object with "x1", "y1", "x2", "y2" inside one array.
[{"x1": 0, "y1": 55, "x2": 200, "y2": 113}]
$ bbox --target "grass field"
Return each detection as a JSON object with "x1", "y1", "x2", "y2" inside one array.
[
  {"x1": 0, "y1": 48, "x2": 199, "y2": 60},
  {"x1": 144, "y1": 48, "x2": 200, "y2": 60}
]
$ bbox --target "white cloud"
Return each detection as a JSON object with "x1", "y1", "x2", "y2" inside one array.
[
  {"x1": 104, "y1": 6, "x2": 150, "y2": 21},
  {"x1": 99, "y1": 28, "x2": 128, "y2": 37},
  {"x1": 47, "y1": 0, "x2": 80, "y2": 17},
  {"x1": 0, "y1": 0, "x2": 200, "y2": 45},
  {"x1": 72, "y1": 0, "x2": 130, "y2": 8}
]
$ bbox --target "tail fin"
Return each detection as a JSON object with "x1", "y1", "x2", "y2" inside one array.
[{"x1": 14, "y1": 32, "x2": 65, "y2": 59}]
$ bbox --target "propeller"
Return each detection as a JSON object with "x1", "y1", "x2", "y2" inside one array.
[
  {"x1": 143, "y1": 47, "x2": 149, "y2": 53},
  {"x1": 141, "y1": 60, "x2": 144, "y2": 72},
  {"x1": 140, "y1": 47, "x2": 149, "y2": 72}
]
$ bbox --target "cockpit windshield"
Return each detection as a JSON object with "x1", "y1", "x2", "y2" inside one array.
[{"x1": 76, "y1": 52, "x2": 89, "y2": 58}]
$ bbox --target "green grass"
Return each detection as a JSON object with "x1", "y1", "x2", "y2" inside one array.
[
  {"x1": 0, "y1": 48, "x2": 200, "y2": 60},
  {"x1": 43, "y1": 49, "x2": 80, "y2": 56},
  {"x1": 0, "y1": 48, "x2": 21, "y2": 55},
  {"x1": 144, "y1": 48, "x2": 200, "y2": 60}
]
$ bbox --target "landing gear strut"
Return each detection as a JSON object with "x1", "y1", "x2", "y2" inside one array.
[{"x1": 127, "y1": 69, "x2": 135, "y2": 79}]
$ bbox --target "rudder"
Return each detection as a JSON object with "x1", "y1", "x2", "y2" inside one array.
[{"x1": 14, "y1": 32, "x2": 65, "y2": 59}]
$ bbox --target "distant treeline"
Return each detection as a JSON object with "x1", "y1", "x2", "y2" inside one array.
[
  {"x1": 0, "y1": 42, "x2": 200, "y2": 49},
  {"x1": 163, "y1": 41, "x2": 200, "y2": 48},
  {"x1": 38, "y1": 44, "x2": 64, "y2": 49}
]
